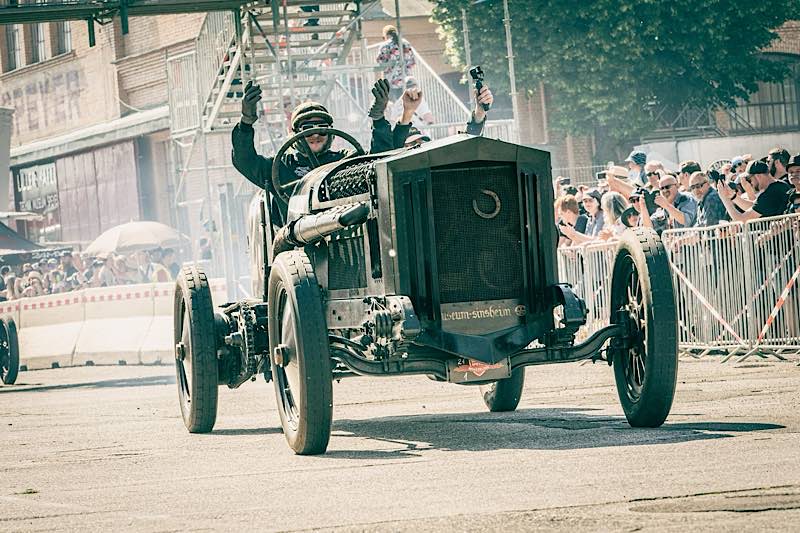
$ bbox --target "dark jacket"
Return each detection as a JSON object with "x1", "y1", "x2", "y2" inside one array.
[
  {"x1": 385, "y1": 113, "x2": 487, "y2": 150},
  {"x1": 232, "y1": 122, "x2": 350, "y2": 190}
]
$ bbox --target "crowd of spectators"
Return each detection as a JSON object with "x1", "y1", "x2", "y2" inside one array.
[
  {"x1": 0, "y1": 248, "x2": 181, "y2": 301},
  {"x1": 555, "y1": 147, "x2": 800, "y2": 247}
]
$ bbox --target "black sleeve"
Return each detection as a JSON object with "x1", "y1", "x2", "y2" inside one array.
[
  {"x1": 231, "y1": 122, "x2": 274, "y2": 189},
  {"x1": 370, "y1": 118, "x2": 394, "y2": 154},
  {"x1": 392, "y1": 122, "x2": 412, "y2": 149},
  {"x1": 466, "y1": 112, "x2": 486, "y2": 136},
  {"x1": 753, "y1": 182, "x2": 791, "y2": 217}
]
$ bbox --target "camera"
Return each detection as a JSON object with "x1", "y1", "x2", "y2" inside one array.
[
  {"x1": 469, "y1": 66, "x2": 491, "y2": 111},
  {"x1": 708, "y1": 169, "x2": 725, "y2": 185}
]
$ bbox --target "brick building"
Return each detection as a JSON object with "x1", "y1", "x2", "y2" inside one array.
[{"x1": 1, "y1": 13, "x2": 203, "y2": 245}]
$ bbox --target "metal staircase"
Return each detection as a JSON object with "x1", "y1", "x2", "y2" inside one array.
[{"x1": 166, "y1": 1, "x2": 373, "y2": 293}]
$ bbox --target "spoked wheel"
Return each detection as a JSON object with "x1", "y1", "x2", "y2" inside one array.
[
  {"x1": 480, "y1": 368, "x2": 525, "y2": 412},
  {"x1": 0, "y1": 317, "x2": 19, "y2": 385},
  {"x1": 610, "y1": 229, "x2": 678, "y2": 427},
  {"x1": 174, "y1": 266, "x2": 218, "y2": 433},
  {"x1": 268, "y1": 250, "x2": 332, "y2": 455}
]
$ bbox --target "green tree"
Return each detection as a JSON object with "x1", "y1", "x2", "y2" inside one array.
[{"x1": 432, "y1": 0, "x2": 799, "y2": 144}]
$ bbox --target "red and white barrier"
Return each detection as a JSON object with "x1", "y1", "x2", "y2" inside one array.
[
  {"x1": 18, "y1": 293, "x2": 84, "y2": 370},
  {"x1": 138, "y1": 283, "x2": 174, "y2": 365},
  {"x1": 14, "y1": 278, "x2": 227, "y2": 368},
  {"x1": 73, "y1": 284, "x2": 156, "y2": 366}
]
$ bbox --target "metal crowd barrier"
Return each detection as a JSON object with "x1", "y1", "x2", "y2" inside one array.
[{"x1": 556, "y1": 213, "x2": 800, "y2": 362}]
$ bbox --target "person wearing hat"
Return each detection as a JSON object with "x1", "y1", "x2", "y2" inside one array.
[
  {"x1": 402, "y1": 126, "x2": 432, "y2": 148},
  {"x1": 562, "y1": 188, "x2": 605, "y2": 244},
  {"x1": 730, "y1": 155, "x2": 747, "y2": 177},
  {"x1": 717, "y1": 159, "x2": 791, "y2": 221},
  {"x1": 624, "y1": 150, "x2": 647, "y2": 186},
  {"x1": 787, "y1": 153, "x2": 800, "y2": 193},
  {"x1": 232, "y1": 81, "x2": 360, "y2": 225}
]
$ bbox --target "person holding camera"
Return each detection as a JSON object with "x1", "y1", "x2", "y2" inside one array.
[
  {"x1": 639, "y1": 175, "x2": 697, "y2": 234},
  {"x1": 688, "y1": 171, "x2": 730, "y2": 227},
  {"x1": 716, "y1": 159, "x2": 792, "y2": 221}
]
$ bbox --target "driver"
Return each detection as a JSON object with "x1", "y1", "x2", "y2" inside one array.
[{"x1": 231, "y1": 81, "x2": 354, "y2": 224}]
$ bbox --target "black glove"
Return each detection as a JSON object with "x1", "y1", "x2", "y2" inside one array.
[
  {"x1": 368, "y1": 79, "x2": 391, "y2": 120},
  {"x1": 241, "y1": 80, "x2": 262, "y2": 124}
]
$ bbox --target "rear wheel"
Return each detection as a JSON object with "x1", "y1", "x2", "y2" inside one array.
[
  {"x1": 268, "y1": 250, "x2": 332, "y2": 455},
  {"x1": 480, "y1": 368, "x2": 525, "y2": 412},
  {"x1": 0, "y1": 317, "x2": 20, "y2": 385},
  {"x1": 610, "y1": 229, "x2": 678, "y2": 427},
  {"x1": 174, "y1": 266, "x2": 218, "y2": 433}
]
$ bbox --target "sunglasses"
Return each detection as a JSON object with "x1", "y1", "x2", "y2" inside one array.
[
  {"x1": 646, "y1": 171, "x2": 660, "y2": 177},
  {"x1": 298, "y1": 122, "x2": 329, "y2": 134},
  {"x1": 659, "y1": 184, "x2": 676, "y2": 191},
  {"x1": 688, "y1": 181, "x2": 708, "y2": 191}
]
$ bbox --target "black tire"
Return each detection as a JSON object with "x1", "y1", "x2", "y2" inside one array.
[
  {"x1": 610, "y1": 228, "x2": 678, "y2": 427},
  {"x1": 268, "y1": 250, "x2": 332, "y2": 455},
  {"x1": 479, "y1": 368, "x2": 525, "y2": 412},
  {"x1": 174, "y1": 266, "x2": 219, "y2": 433},
  {"x1": 1, "y1": 317, "x2": 20, "y2": 385}
]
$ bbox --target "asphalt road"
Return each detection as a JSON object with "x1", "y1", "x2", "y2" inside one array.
[{"x1": 1, "y1": 357, "x2": 799, "y2": 532}]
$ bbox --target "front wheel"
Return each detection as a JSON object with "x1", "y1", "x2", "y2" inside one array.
[
  {"x1": 480, "y1": 368, "x2": 525, "y2": 412},
  {"x1": 268, "y1": 250, "x2": 332, "y2": 455},
  {"x1": 174, "y1": 266, "x2": 219, "y2": 433},
  {"x1": 0, "y1": 317, "x2": 20, "y2": 385},
  {"x1": 610, "y1": 229, "x2": 678, "y2": 427}
]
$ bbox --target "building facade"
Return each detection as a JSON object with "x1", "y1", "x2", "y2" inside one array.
[{"x1": 1, "y1": 13, "x2": 203, "y2": 245}]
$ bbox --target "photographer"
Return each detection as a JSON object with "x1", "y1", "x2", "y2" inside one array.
[
  {"x1": 556, "y1": 195, "x2": 588, "y2": 246},
  {"x1": 562, "y1": 188, "x2": 604, "y2": 244},
  {"x1": 688, "y1": 171, "x2": 730, "y2": 227},
  {"x1": 717, "y1": 160, "x2": 791, "y2": 221},
  {"x1": 639, "y1": 175, "x2": 697, "y2": 234}
]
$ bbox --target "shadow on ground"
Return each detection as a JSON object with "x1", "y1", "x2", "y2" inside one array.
[
  {"x1": 0, "y1": 374, "x2": 175, "y2": 393},
  {"x1": 325, "y1": 407, "x2": 784, "y2": 459}
]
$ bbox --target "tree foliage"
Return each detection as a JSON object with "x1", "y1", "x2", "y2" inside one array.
[{"x1": 432, "y1": 0, "x2": 799, "y2": 142}]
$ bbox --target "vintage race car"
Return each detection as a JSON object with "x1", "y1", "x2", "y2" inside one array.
[{"x1": 174, "y1": 128, "x2": 678, "y2": 455}]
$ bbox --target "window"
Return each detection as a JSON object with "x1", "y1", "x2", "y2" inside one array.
[
  {"x1": 4, "y1": 24, "x2": 23, "y2": 71},
  {"x1": 729, "y1": 56, "x2": 800, "y2": 133},
  {"x1": 55, "y1": 21, "x2": 72, "y2": 55},
  {"x1": 30, "y1": 22, "x2": 47, "y2": 63}
]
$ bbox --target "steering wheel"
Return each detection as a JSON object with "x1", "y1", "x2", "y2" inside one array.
[{"x1": 270, "y1": 126, "x2": 365, "y2": 205}]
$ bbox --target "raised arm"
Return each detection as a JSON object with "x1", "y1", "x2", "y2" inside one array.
[{"x1": 231, "y1": 81, "x2": 274, "y2": 188}]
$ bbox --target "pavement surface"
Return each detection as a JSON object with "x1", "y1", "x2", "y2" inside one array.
[{"x1": 1, "y1": 357, "x2": 799, "y2": 532}]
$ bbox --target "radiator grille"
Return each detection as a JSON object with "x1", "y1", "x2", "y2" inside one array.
[
  {"x1": 431, "y1": 164, "x2": 523, "y2": 304},
  {"x1": 328, "y1": 228, "x2": 367, "y2": 290}
]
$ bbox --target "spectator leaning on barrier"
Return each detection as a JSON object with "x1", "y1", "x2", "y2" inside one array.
[
  {"x1": 717, "y1": 159, "x2": 792, "y2": 221},
  {"x1": 567, "y1": 188, "x2": 604, "y2": 245},
  {"x1": 556, "y1": 195, "x2": 588, "y2": 247},
  {"x1": 688, "y1": 171, "x2": 730, "y2": 227},
  {"x1": 642, "y1": 174, "x2": 697, "y2": 234}
]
